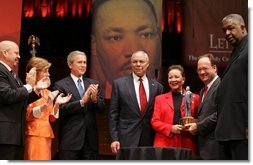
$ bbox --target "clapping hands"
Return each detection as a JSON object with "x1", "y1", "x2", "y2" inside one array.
[
  {"x1": 89, "y1": 84, "x2": 99, "y2": 102},
  {"x1": 55, "y1": 93, "x2": 72, "y2": 104},
  {"x1": 45, "y1": 90, "x2": 59, "y2": 106},
  {"x1": 81, "y1": 84, "x2": 99, "y2": 104}
]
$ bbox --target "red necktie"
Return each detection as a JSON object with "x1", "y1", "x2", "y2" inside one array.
[
  {"x1": 202, "y1": 86, "x2": 208, "y2": 101},
  {"x1": 139, "y1": 78, "x2": 147, "y2": 114}
]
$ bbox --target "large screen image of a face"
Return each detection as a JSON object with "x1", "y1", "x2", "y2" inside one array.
[{"x1": 90, "y1": 0, "x2": 162, "y2": 99}]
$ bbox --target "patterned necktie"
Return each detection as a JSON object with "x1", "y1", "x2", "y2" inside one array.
[
  {"x1": 10, "y1": 70, "x2": 21, "y2": 86},
  {"x1": 202, "y1": 86, "x2": 208, "y2": 101},
  {"x1": 139, "y1": 78, "x2": 147, "y2": 114},
  {"x1": 77, "y1": 79, "x2": 84, "y2": 97}
]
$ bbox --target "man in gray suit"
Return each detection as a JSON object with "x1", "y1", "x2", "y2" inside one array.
[
  {"x1": 186, "y1": 53, "x2": 225, "y2": 159},
  {"x1": 109, "y1": 50, "x2": 163, "y2": 154}
]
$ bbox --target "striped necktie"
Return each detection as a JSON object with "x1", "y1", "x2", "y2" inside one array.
[
  {"x1": 202, "y1": 86, "x2": 208, "y2": 101},
  {"x1": 77, "y1": 79, "x2": 84, "y2": 97},
  {"x1": 10, "y1": 70, "x2": 21, "y2": 86}
]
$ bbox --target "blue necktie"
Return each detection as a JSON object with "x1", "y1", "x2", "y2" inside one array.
[{"x1": 77, "y1": 79, "x2": 84, "y2": 97}]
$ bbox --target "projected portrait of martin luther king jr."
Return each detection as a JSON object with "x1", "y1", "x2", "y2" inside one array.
[{"x1": 90, "y1": 0, "x2": 162, "y2": 99}]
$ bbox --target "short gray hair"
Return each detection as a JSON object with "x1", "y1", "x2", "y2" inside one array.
[
  {"x1": 67, "y1": 50, "x2": 86, "y2": 64},
  {"x1": 222, "y1": 13, "x2": 245, "y2": 26},
  {"x1": 131, "y1": 50, "x2": 149, "y2": 61}
]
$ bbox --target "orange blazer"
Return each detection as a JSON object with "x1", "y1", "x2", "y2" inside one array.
[
  {"x1": 151, "y1": 91, "x2": 200, "y2": 154},
  {"x1": 25, "y1": 89, "x2": 56, "y2": 138}
]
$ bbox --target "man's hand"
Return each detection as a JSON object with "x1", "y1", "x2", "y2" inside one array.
[
  {"x1": 26, "y1": 67, "x2": 36, "y2": 87},
  {"x1": 89, "y1": 84, "x2": 99, "y2": 103},
  {"x1": 80, "y1": 87, "x2": 91, "y2": 105},
  {"x1": 184, "y1": 123, "x2": 197, "y2": 135},
  {"x1": 110, "y1": 141, "x2": 120, "y2": 154},
  {"x1": 245, "y1": 128, "x2": 248, "y2": 139}
]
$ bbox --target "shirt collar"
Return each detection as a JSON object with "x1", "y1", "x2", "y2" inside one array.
[
  {"x1": 70, "y1": 73, "x2": 83, "y2": 83},
  {"x1": 0, "y1": 60, "x2": 12, "y2": 72},
  {"x1": 206, "y1": 75, "x2": 219, "y2": 89},
  {"x1": 132, "y1": 73, "x2": 147, "y2": 82}
]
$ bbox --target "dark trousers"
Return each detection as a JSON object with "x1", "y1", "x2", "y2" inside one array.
[
  {"x1": 221, "y1": 140, "x2": 248, "y2": 160},
  {"x1": 58, "y1": 134, "x2": 98, "y2": 160},
  {"x1": 59, "y1": 148, "x2": 97, "y2": 160},
  {"x1": 0, "y1": 144, "x2": 24, "y2": 160}
]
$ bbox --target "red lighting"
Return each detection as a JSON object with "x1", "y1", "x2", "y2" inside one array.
[{"x1": 23, "y1": 0, "x2": 87, "y2": 18}]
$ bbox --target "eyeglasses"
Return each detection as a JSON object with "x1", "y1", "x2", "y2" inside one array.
[{"x1": 196, "y1": 68, "x2": 208, "y2": 73}]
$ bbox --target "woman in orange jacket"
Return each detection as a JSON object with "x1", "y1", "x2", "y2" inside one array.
[{"x1": 24, "y1": 57, "x2": 72, "y2": 160}]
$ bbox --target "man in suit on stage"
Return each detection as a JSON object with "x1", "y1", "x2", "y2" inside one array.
[
  {"x1": 0, "y1": 40, "x2": 49, "y2": 159},
  {"x1": 109, "y1": 50, "x2": 163, "y2": 154},
  {"x1": 215, "y1": 14, "x2": 248, "y2": 160},
  {"x1": 186, "y1": 53, "x2": 225, "y2": 159},
  {"x1": 53, "y1": 50, "x2": 105, "y2": 160}
]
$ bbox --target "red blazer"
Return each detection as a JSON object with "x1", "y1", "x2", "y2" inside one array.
[{"x1": 151, "y1": 91, "x2": 200, "y2": 154}]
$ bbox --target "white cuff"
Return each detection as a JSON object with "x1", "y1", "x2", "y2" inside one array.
[{"x1": 24, "y1": 84, "x2": 33, "y2": 93}]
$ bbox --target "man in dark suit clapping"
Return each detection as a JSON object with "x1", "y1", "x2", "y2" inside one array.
[
  {"x1": 0, "y1": 40, "x2": 50, "y2": 160},
  {"x1": 53, "y1": 50, "x2": 105, "y2": 160}
]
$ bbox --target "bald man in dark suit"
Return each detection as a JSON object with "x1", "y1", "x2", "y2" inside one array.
[{"x1": 0, "y1": 40, "x2": 49, "y2": 159}]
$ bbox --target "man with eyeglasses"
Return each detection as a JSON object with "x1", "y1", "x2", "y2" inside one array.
[{"x1": 186, "y1": 53, "x2": 225, "y2": 159}]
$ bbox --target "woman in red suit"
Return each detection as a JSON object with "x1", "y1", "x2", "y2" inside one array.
[{"x1": 151, "y1": 65, "x2": 200, "y2": 155}]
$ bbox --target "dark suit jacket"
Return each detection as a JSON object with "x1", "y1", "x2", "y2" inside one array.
[
  {"x1": 53, "y1": 75, "x2": 105, "y2": 152},
  {"x1": 215, "y1": 36, "x2": 248, "y2": 141},
  {"x1": 197, "y1": 77, "x2": 224, "y2": 159},
  {"x1": 0, "y1": 63, "x2": 39, "y2": 146},
  {"x1": 109, "y1": 74, "x2": 163, "y2": 147}
]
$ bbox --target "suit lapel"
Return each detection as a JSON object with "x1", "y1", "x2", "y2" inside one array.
[
  {"x1": 165, "y1": 92, "x2": 174, "y2": 110},
  {"x1": 222, "y1": 36, "x2": 247, "y2": 78},
  {"x1": 83, "y1": 77, "x2": 90, "y2": 92},
  {"x1": 0, "y1": 63, "x2": 20, "y2": 87},
  {"x1": 147, "y1": 78, "x2": 155, "y2": 105},
  {"x1": 124, "y1": 75, "x2": 140, "y2": 116},
  {"x1": 66, "y1": 76, "x2": 81, "y2": 99},
  {"x1": 198, "y1": 77, "x2": 220, "y2": 114},
  {"x1": 198, "y1": 88, "x2": 205, "y2": 113}
]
